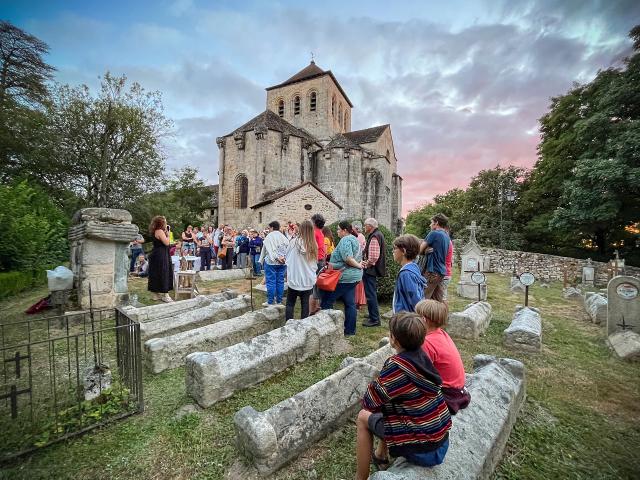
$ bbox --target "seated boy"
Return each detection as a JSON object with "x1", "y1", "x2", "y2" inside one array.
[
  {"x1": 392, "y1": 234, "x2": 426, "y2": 313},
  {"x1": 416, "y1": 299, "x2": 470, "y2": 415},
  {"x1": 356, "y1": 312, "x2": 452, "y2": 479}
]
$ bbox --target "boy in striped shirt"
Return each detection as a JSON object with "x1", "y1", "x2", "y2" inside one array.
[{"x1": 355, "y1": 312, "x2": 452, "y2": 478}]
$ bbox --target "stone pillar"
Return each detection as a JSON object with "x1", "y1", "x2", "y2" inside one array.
[{"x1": 69, "y1": 208, "x2": 139, "y2": 310}]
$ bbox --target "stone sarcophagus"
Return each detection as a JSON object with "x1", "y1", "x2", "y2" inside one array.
[{"x1": 69, "y1": 208, "x2": 139, "y2": 310}]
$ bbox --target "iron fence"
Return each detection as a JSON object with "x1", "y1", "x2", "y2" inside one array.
[{"x1": 0, "y1": 307, "x2": 143, "y2": 461}]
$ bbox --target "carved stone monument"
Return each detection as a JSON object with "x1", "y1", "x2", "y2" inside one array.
[
  {"x1": 456, "y1": 221, "x2": 487, "y2": 300},
  {"x1": 581, "y1": 258, "x2": 595, "y2": 287},
  {"x1": 69, "y1": 208, "x2": 139, "y2": 310}
]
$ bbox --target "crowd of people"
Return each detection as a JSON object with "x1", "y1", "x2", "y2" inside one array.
[{"x1": 141, "y1": 211, "x2": 467, "y2": 475}]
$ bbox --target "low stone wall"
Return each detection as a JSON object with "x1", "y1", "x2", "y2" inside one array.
[
  {"x1": 370, "y1": 355, "x2": 526, "y2": 480},
  {"x1": 120, "y1": 290, "x2": 237, "y2": 323},
  {"x1": 139, "y1": 295, "x2": 251, "y2": 340},
  {"x1": 504, "y1": 307, "x2": 542, "y2": 353},
  {"x1": 144, "y1": 305, "x2": 286, "y2": 373},
  {"x1": 448, "y1": 302, "x2": 492, "y2": 340},
  {"x1": 481, "y1": 248, "x2": 640, "y2": 286},
  {"x1": 185, "y1": 310, "x2": 347, "y2": 408},
  {"x1": 235, "y1": 340, "x2": 395, "y2": 476}
]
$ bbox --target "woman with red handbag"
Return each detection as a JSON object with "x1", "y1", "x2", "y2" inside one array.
[{"x1": 319, "y1": 220, "x2": 363, "y2": 336}]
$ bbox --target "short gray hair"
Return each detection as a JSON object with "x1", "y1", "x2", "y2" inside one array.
[
  {"x1": 364, "y1": 218, "x2": 378, "y2": 228},
  {"x1": 352, "y1": 221, "x2": 363, "y2": 231}
]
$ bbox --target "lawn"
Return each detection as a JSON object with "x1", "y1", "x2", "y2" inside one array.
[{"x1": 1, "y1": 270, "x2": 639, "y2": 480}]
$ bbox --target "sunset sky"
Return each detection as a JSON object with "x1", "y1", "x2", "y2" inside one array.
[{"x1": 4, "y1": 0, "x2": 638, "y2": 214}]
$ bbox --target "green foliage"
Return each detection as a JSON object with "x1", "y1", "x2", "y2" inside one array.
[
  {"x1": 0, "y1": 270, "x2": 47, "y2": 299},
  {"x1": 0, "y1": 181, "x2": 68, "y2": 272},
  {"x1": 327, "y1": 220, "x2": 399, "y2": 301},
  {"x1": 128, "y1": 167, "x2": 213, "y2": 235}
]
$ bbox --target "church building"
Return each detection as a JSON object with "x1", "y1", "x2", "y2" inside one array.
[{"x1": 216, "y1": 61, "x2": 403, "y2": 233}]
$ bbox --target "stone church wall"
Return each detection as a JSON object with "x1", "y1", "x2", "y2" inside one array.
[{"x1": 254, "y1": 184, "x2": 342, "y2": 228}]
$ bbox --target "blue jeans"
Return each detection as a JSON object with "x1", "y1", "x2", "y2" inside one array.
[
  {"x1": 405, "y1": 438, "x2": 449, "y2": 467},
  {"x1": 264, "y1": 263, "x2": 286, "y2": 304},
  {"x1": 320, "y1": 282, "x2": 357, "y2": 335},
  {"x1": 362, "y1": 274, "x2": 380, "y2": 322},
  {"x1": 130, "y1": 247, "x2": 143, "y2": 272},
  {"x1": 252, "y1": 254, "x2": 262, "y2": 275}
]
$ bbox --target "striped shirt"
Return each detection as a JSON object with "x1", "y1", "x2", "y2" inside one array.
[{"x1": 362, "y1": 350, "x2": 452, "y2": 456}]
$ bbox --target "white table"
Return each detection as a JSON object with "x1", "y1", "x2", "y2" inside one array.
[{"x1": 172, "y1": 255, "x2": 201, "y2": 272}]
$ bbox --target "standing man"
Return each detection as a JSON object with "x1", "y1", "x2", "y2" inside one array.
[
  {"x1": 419, "y1": 213, "x2": 449, "y2": 302},
  {"x1": 361, "y1": 218, "x2": 386, "y2": 327},
  {"x1": 213, "y1": 223, "x2": 224, "y2": 266},
  {"x1": 259, "y1": 221, "x2": 289, "y2": 306}
]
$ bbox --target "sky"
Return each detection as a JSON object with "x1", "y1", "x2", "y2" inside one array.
[{"x1": 3, "y1": 0, "x2": 639, "y2": 214}]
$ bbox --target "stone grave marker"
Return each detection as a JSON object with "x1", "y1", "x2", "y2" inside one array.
[
  {"x1": 457, "y1": 221, "x2": 487, "y2": 300},
  {"x1": 607, "y1": 276, "x2": 639, "y2": 336},
  {"x1": 581, "y1": 258, "x2": 595, "y2": 287}
]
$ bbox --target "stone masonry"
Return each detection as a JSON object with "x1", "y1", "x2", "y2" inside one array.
[
  {"x1": 144, "y1": 305, "x2": 286, "y2": 374},
  {"x1": 370, "y1": 355, "x2": 526, "y2": 480},
  {"x1": 68, "y1": 208, "x2": 139, "y2": 309},
  {"x1": 482, "y1": 248, "x2": 640, "y2": 286},
  {"x1": 185, "y1": 310, "x2": 347, "y2": 408},
  {"x1": 139, "y1": 295, "x2": 252, "y2": 341},
  {"x1": 504, "y1": 307, "x2": 542, "y2": 353},
  {"x1": 447, "y1": 302, "x2": 492, "y2": 340},
  {"x1": 234, "y1": 340, "x2": 395, "y2": 476}
]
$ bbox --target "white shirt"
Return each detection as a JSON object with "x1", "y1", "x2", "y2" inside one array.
[{"x1": 285, "y1": 238, "x2": 317, "y2": 290}]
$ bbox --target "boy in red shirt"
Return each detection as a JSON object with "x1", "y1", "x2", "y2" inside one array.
[{"x1": 416, "y1": 299, "x2": 471, "y2": 414}]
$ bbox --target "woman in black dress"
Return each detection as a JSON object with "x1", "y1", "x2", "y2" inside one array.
[{"x1": 147, "y1": 215, "x2": 174, "y2": 302}]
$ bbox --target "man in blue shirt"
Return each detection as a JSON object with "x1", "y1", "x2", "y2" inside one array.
[{"x1": 419, "y1": 213, "x2": 450, "y2": 302}]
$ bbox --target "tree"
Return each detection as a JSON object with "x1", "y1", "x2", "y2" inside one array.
[
  {"x1": 0, "y1": 20, "x2": 55, "y2": 107},
  {"x1": 40, "y1": 73, "x2": 172, "y2": 210},
  {"x1": 128, "y1": 167, "x2": 213, "y2": 235}
]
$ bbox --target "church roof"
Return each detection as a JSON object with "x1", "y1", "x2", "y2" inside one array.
[
  {"x1": 250, "y1": 181, "x2": 343, "y2": 210},
  {"x1": 325, "y1": 133, "x2": 362, "y2": 150},
  {"x1": 225, "y1": 109, "x2": 318, "y2": 145},
  {"x1": 344, "y1": 124, "x2": 389, "y2": 144},
  {"x1": 265, "y1": 61, "x2": 354, "y2": 107}
]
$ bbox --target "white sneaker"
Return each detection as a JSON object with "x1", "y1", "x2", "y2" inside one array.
[{"x1": 262, "y1": 301, "x2": 271, "y2": 307}]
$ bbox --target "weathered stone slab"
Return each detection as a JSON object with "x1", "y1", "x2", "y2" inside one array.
[
  {"x1": 608, "y1": 330, "x2": 640, "y2": 361},
  {"x1": 607, "y1": 276, "x2": 640, "y2": 336},
  {"x1": 504, "y1": 307, "x2": 542, "y2": 352},
  {"x1": 253, "y1": 282, "x2": 288, "y2": 292},
  {"x1": 139, "y1": 295, "x2": 251, "y2": 340},
  {"x1": 370, "y1": 355, "x2": 526, "y2": 480},
  {"x1": 144, "y1": 305, "x2": 286, "y2": 373},
  {"x1": 563, "y1": 286, "x2": 583, "y2": 300},
  {"x1": 584, "y1": 293, "x2": 607, "y2": 324},
  {"x1": 447, "y1": 302, "x2": 492, "y2": 340},
  {"x1": 120, "y1": 290, "x2": 238, "y2": 323},
  {"x1": 510, "y1": 277, "x2": 525, "y2": 294},
  {"x1": 456, "y1": 282, "x2": 487, "y2": 301},
  {"x1": 234, "y1": 340, "x2": 395, "y2": 476},
  {"x1": 197, "y1": 268, "x2": 252, "y2": 281},
  {"x1": 186, "y1": 310, "x2": 347, "y2": 408}
]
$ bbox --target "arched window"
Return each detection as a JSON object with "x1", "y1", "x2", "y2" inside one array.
[
  {"x1": 331, "y1": 96, "x2": 336, "y2": 116},
  {"x1": 338, "y1": 104, "x2": 342, "y2": 124},
  {"x1": 343, "y1": 112, "x2": 347, "y2": 131},
  {"x1": 309, "y1": 92, "x2": 316, "y2": 112},
  {"x1": 294, "y1": 95, "x2": 301, "y2": 115},
  {"x1": 234, "y1": 174, "x2": 248, "y2": 209},
  {"x1": 278, "y1": 99, "x2": 284, "y2": 117}
]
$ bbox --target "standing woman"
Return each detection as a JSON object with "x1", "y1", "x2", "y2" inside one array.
[
  {"x1": 199, "y1": 226, "x2": 212, "y2": 271},
  {"x1": 284, "y1": 220, "x2": 318, "y2": 320},
  {"x1": 221, "y1": 227, "x2": 235, "y2": 270},
  {"x1": 320, "y1": 221, "x2": 363, "y2": 336},
  {"x1": 147, "y1": 216, "x2": 174, "y2": 303}
]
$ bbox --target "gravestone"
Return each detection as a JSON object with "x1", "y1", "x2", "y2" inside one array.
[
  {"x1": 606, "y1": 276, "x2": 640, "y2": 336},
  {"x1": 504, "y1": 306, "x2": 542, "y2": 353},
  {"x1": 447, "y1": 302, "x2": 492, "y2": 340},
  {"x1": 581, "y1": 258, "x2": 595, "y2": 287},
  {"x1": 563, "y1": 286, "x2": 583, "y2": 300},
  {"x1": 68, "y1": 208, "x2": 139, "y2": 309},
  {"x1": 456, "y1": 221, "x2": 487, "y2": 301},
  {"x1": 510, "y1": 276, "x2": 526, "y2": 294},
  {"x1": 584, "y1": 293, "x2": 607, "y2": 325}
]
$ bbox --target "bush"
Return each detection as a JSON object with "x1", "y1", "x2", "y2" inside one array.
[
  {"x1": 327, "y1": 220, "x2": 399, "y2": 301},
  {"x1": 0, "y1": 181, "x2": 69, "y2": 272},
  {"x1": 0, "y1": 270, "x2": 47, "y2": 299}
]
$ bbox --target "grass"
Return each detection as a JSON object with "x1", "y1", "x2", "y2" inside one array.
[{"x1": 1, "y1": 270, "x2": 639, "y2": 479}]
